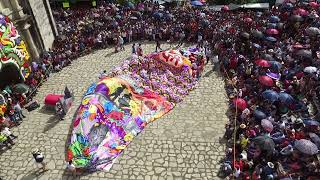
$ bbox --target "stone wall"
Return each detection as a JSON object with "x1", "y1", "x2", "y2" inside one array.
[{"x1": 28, "y1": 0, "x2": 56, "y2": 50}]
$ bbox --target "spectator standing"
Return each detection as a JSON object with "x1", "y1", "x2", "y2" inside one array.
[
  {"x1": 119, "y1": 35, "x2": 125, "y2": 51},
  {"x1": 155, "y1": 40, "x2": 162, "y2": 52},
  {"x1": 137, "y1": 44, "x2": 143, "y2": 57}
]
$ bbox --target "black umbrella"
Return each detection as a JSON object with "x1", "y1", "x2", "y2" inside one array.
[
  {"x1": 262, "y1": 54, "x2": 275, "y2": 61},
  {"x1": 254, "y1": 135, "x2": 275, "y2": 152},
  {"x1": 241, "y1": 32, "x2": 250, "y2": 39},
  {"x1": 252, "y1": 30, "x2": 264, "y2": 38},
  {"x1": 276, "y1": 23, "x2": 284, "y2": 30},
  {"x1": 12, "y1": 83, "x2": 29, "y2": 94},
  {"x1": 296, "y1": 49, "x2": 312, "y2": 58},
  {"x1": 290, "y1": 15, "x2": 304, "y2": 22},
  {"x1": 254, "y1": 109, "x2": 267, "y2": 120}
]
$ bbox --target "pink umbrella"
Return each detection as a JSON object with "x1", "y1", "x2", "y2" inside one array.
[
  {"x1": 244, "y1": 17, "x2": 253, "y2": 23},
  {"x1": 266, "y1": 29, "x2": 279, "y2": 35},
  {"x1": 261, "y1": 119, "x2": 273, "y2": 132},
  {"x1": 293, "y1": 44, "x2": 304, "y2": 49},
  {"x1": 255, "y1": 59, "x2": 271, "y2": 67},
  {"x1": 309, "y1": 2, "x2": 319, "y2": 8},
  {"x1": 294, "y1": 8, "x2": 309, "y2": 16},
  {"x1": 259, "y1": 76, "x2": 274, "y2": 87},
  {"x1": 222, "y1": 5, "x2": 229, "y2": 11}
]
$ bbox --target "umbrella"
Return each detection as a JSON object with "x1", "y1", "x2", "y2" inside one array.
[
  {"x1": 252, "y1": 30, "x2": 264, "y2": 38},
  {"x1": 153, "y1": 12, "x2": 163, "y2": 19},
  {"x1": 294, "y1": 8, "x2": 309, "y2": 16},
  {"x1": 233, "y1": 98, "x2": 247, "y2": 111},
  {"x1": 253, "y1": 135, "x2": 275, "y2": 152},
  {"x1": 221, "y1": 5, "x2": 229, "y2": 11},
  {"x1": 253, "y1": 43, "x2": 261, "y2": 49},
  {"x1": 294, "y1": 139, "x2": 318, "y2": 155},
  {"x1": 270, "y1": 16, "x2": 280, "y2": 23},
  {"x1": 261, "y1": 119, "x2": 274, "y2": 132},
  {"x1": 283, "y1": 2, "x2": 294, "y2": 9},
  {"x1": 262, "y1": 54, "x2": 275, "y2": 61},
  {"x1": 191, "y1": 1, "x2": 204, "y2": 6},
  {"x1": 259, "y1": 76, "x2": 274, "y2": 87},
  {"x1": 266, "y1": 36, "x2": 277, "y2": 42},
  {"x1": 296, "y1": 49, "x2": 312, "y2": 58},
  {"x1": 266, "y1": 29, "x2": 279, "y2": 35},
  {"x1": 262, "y1": 90, "x2": 279, "y2": 103},
  {"x1": 254, "y1": 109, "x2": 267, "y2": 120},
  {"x1": 309, "y1": 133, "x2": 320, "y2": 147},
  {"x1": 290, "y1": 15, "x2": 304, "y2": 22},
  {"x1": 303, "y1": 119, "x2": 320, "y2": 126},
  {"x1": 276, "y1": 23, "x2": 284, "y2": 30},
  {"x1": 309, "y1": 2, "x2": 319, "y2": 8},
  {"x1": 293, "y1": 44, "x2": 304, "y2": 49},
  {"x1": 244, "y1": 17, "x2": 253, "y2": 23},
  {"x1": 241, "y1": 32, "x2": 250, "y2": 39},
  {"x1": 130, "y1": 16, "x2": 138, "y2": 20},
  {"x1": 267, "y1": 23, "x2": 277, "y2": 29},
  {"x1": 306, "y1": 27, "x2": 320, "y2": 36},
  {"x1": 304, "y1": 66, "x2": 318, "y2": 73},
  {"x1": 269, "y1": 61, "x2": 282, "y2": 71},
  {"x1": 279, "y1": 92, "x2": 294, "y2": 105},
  {"x1": 266, "y1": 72, "x2": 281, "y2": 80},
  {"x1": 115, "y1": 15, "x2": 121, "y2": 19},
  {"x1": 12, "y1": 83, "x2": 29, "y2": 94},
  {"x1": 255, "y1": 59, "x2": 271, "y2": 67},
  {"x1": 126, "y1": 2, "x2": 135, "y2": 8}
]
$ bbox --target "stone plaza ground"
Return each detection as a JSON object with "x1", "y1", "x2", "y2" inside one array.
[{"x1": 0, "y1": 43, "x2": 228, "y2": 180}]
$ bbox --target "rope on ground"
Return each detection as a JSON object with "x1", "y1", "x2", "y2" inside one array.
[{"x1": 220, "y1": 60, "x2": 239, "y2": 176}]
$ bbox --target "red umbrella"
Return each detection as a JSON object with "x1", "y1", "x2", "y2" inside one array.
[
  {"x1": 259, "y1": 76, "x2": 274, "y2": 87},
  {"x1": 266, "y1": 29, "x2": 279, "y2": 35},
  {"x1": 244, "y1": 17, "x2": 253, "y2": 23},
  {"x1": 255, "y1": 59, "x2": 271, "y2": 67},
  {"x1": 233, "y1": 98, "x2": 247, "y2": 111},
  {"x1": 294, "y1": 8, "x2": 309, "y2": 16}
]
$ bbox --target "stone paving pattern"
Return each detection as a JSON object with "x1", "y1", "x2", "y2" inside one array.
[{"x1": 0, "y1": 43, "x2": 228, "y2": 180}]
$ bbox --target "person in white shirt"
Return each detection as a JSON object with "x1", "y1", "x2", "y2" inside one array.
[
  {"x1": 99, "y1": 70, "x2": 107, "y2": 80},
  {"x1": 1, "y1": 126, "x2": 17, "y2": 139},
  {"x1": 66, "y1": 160, "x2": 76, "y2": 176},
  {"x1": 32, "y1": 149, "x2": 46, "y2": 171}
]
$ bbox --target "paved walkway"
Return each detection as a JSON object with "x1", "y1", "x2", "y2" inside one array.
[{"x1": 0, "y1": 43, "x2": 228, "y2": 180}]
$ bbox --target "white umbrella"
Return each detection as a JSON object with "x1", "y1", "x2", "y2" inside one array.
[{"x1": 304, "y1": 66, "x2": 318, "y2": 73}]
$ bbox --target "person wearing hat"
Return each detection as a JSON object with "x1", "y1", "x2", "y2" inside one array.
[
  {"x1": 262, "y1": 162, "x2": 275, "y2": 179},
  {"x1": 32, "y1": 149, "x2": 46, "y2": 171}
]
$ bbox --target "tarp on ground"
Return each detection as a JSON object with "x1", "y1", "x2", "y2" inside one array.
[{"x1": 67, "y1": 47, "x2": 205, "y2": 171}]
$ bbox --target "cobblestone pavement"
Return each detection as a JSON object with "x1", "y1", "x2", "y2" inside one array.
[{"x1": 0, "y1": 42, "x2": 228, "y2": 180}]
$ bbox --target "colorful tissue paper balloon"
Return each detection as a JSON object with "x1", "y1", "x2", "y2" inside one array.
[
  {"x1": 0, "y1": 14, "x2": 31, "y2": 80},
  {"x1": 68, "y1": 47, "x2": 205, "y2": 171}
]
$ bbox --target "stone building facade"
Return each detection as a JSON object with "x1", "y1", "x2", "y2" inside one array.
[{"x1": 0, "y1": 0, "x2": 57, "y2": 60}]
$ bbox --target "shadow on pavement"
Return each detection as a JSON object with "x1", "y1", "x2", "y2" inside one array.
[
  {"x1": 20, "y1": 169, "x2": 45, "y2": 180},
  {"x1": 42, "y1": 115, "x2": 61, "y2": 133}
]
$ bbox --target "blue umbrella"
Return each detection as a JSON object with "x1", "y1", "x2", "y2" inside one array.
[
  {"x1": 153, "y1": 12, "x2": 163, "y2": 19},
  {"x1": 126, "y1": 2, "x2": 134, "y2": 8},
  {"x1": 283, "y1": 3, "x2": 293, "y2": 9},
  {"x1": 115, "y1": 14, "x2": 121, "y2": 19},
  {"x1": 254, "y1": 109, "x2": 267, "y2": 121},
  {"x1": 270, "y1": 16, "x2": 280, "y2": 23},
  {"x1": 266, "y1": 36, "x2": 277, "y2": 42},
  {"x1": 262, "y1": 90, "x2": 279, "y2": 103},
  {"x1": 269, "y1": 61, "x2": 282, "y2": 71},
  {"x1": 279, "y1": 92, "x2": 294, "y2": 105},
  {"x1": 267, "y1": 23, "x2": 277, "y2": 29},
  {"x1": 253, "y1": 43, "x2": 261, "y2": 49},
  {"x1": 303, "y1": 119, "x2": 320, "y2": 126},
  {"x1": 191, "y1": 1, "x2": 203, "y2": 6}
]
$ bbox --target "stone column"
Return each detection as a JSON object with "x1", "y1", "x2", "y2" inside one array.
[
  {"x1": 20, "y1": 23, "x2": 40, "y2": 60},
  {"x1": 9, "y1": 0, "x2": 25, "y2": 18}
]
